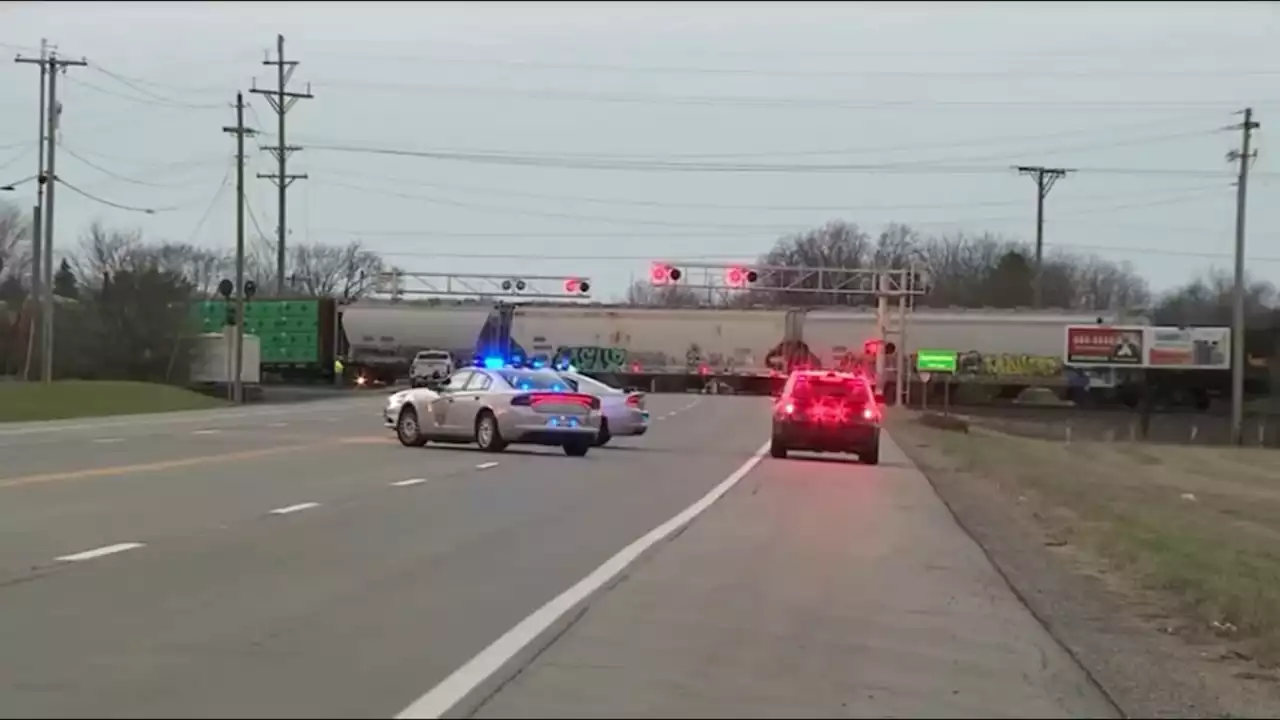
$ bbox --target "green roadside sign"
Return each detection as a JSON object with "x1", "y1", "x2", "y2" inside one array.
[{"x1": 916, "y1": 349, "x2": 958, "y2": 373}]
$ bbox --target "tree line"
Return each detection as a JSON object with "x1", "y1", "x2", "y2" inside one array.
[{"x1": 0, "y1": 202, "x2": 387, "y2": 381}]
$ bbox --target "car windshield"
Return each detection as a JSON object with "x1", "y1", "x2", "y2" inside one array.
[
  {"x1": 791, "y1": 375, "x2": 871, "y2": 404},
  {"x1": 498, "y1": 371, "x2": 573, "y2": 392},
  {"x1": 561, "y1": 373, "x2": 618, "y2": 395},
  {"x1": 418, "y1": 352, "x2": 450, "y2": 361}
]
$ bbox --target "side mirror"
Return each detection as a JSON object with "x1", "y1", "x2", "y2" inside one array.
[{"x1": 874, "y1": 393, "x2": 885, "y2": 404}]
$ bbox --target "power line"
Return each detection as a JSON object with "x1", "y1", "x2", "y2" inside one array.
[
  {"x1": 185, "y1": 162, "x2": 233, "y2": 244},
  {"x1": 369, "y1": 245, "x2": 1280, "y2": 265},
  {"x1": 309, "y1": 174, "x2": 1218, "y2": 228},
  {"x1": 289, "y1": 120, "x2": 1225, "y2": 165},
  {"x1": 64, "y1": 75, "x2": 225, "y2": 111},
  {"x1": 59, "y1": 143, "x2": 217, "y2": 188},
  {"x1": 309, "y1": 78, "x2": 1275, "y2": 111},
  {"x1": 313, "y1": 52, "x2": 1280, "y2": 79},
  {"x1": 301, "y1": 141, "x2": 1254, "y2": 178},
  {"x1": 90, "y1": 65, "x2": 226, "y2": 109},
  {"x1": 313, "y1": 164, "x2": 1229, "y2": 214}
]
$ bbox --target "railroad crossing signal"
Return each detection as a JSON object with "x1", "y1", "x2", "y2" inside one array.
[
  {"x1": 564, "y1": 278, "x2": 591, "y2": 294},
  {"x1": 725, "y1": 266, "x2": 759, "y2": 288},
  {"x1": 650, "y1": 262, "x2": 683, "y2": 285}
]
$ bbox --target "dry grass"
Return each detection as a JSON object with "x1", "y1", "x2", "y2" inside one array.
[{"x1": 899, "y1": 417, "x2": 1280, "y2": 664}]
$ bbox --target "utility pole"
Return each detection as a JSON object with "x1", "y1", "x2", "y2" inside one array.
[
  {"x1": 16, "y1": 48, "x2": 87, "y2": 383},
  {"x1": 250, "y1": 34, "x2": 312, "y2": 296},
  {"x1": 224, "y1": 93, "x2": 256, "y2": 404},
  {"x1": 1228, "y1": 108, "x2": 1259, "y2": 446},
  {"x1": 21, "y1": 39, "x2": 47, "y2": 382},
  {"x1": 1016, "y1": 165, "x2": 1072, "y2": 308}
]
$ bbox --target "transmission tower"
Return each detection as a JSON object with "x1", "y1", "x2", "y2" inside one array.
[{"x1": 250, "y1": 34, "x2": 313, "y2": 295}]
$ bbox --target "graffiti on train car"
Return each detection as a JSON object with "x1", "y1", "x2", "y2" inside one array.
[
  {"x1": 947, "y1": 351, "x2": 1064, "y2": 379},
  {"x1": 553, "y1": 345, "x2": 631, "y2": 372}
]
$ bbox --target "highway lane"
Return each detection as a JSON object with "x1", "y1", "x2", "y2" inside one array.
[
  {"x1": 0, "y1": 393, "x2": 755, "y2": 718},
  {"x1": 0, "y1": 393, "x2": 707, "y2": 581}
]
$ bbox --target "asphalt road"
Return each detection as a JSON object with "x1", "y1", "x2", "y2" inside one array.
[{"x1": 0, "y1": 395, "x2": 1113, "y2": 718}]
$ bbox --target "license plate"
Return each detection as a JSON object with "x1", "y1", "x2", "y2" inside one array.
[{"x1": 546, "y1": 416, "x2": 582, "y2": 428}]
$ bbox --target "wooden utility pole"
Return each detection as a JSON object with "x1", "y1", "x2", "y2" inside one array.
[
  {"x1": 16, "y1": 48, "x2": 87, "y2": 383},
  {"x1": 1228, "y1": 108, "x2": 1259, "y2": 446},
  {"x1": 224, "y1": 93, "x2": 257, "y2": 403},
  {"x1": 1015, "y1": 165, "x2": 1072, "y2": 308}
]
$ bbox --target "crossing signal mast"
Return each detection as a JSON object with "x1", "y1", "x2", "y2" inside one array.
[
  {"x1": 377, "y1": 272, "x2": 593, "y2": 301},
  {"x1": 649, "y1": 259, "x2": 928, "y2": 404}
]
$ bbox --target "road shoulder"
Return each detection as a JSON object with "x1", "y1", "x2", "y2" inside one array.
[
  {"x1": 890, "y1": 415, "x2": 1280, "y2": 719},
  {"x1": 472, "y1": 432, "x2": 1117, "y2": 719}
]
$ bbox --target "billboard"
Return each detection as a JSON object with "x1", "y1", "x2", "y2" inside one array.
[
  {"x1": 1145, "y1": 326, "x2": 1230, "y2": 370},
  {"x1": 1065, "y1": 326, "x2": 1145, "y2": 366},
  {"x1": 1064, "y1": 325, "x2": 1230, "y2": 370}
]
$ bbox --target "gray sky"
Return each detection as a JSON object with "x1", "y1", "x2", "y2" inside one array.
[{"x1": 1, "y1": 1, "x2": 1278, "y2": 300}]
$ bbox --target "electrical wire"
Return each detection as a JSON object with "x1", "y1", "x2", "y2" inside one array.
[
  {"x1": 312, "y1": 164, "x2": 1230, "y2": 214},
  {"x1": 0, "y1": 144, "x2": 35, "y2": 174},
  {"x1": 59, "y1": 143, "x2": 217, "y2": 188},
  {"x1": 309, "y1": 78, "x2": 1271, "y2": 111},
  {"x1": 90, "y1": 65, "x2": 229, "y2": 110},
  {"x1": 55, "y1": 175, "x2": 217, "y2": 214},
  {"x1": 312, "y1": 177, "x2": 1227, "y2": 231},
  {"x1": 302, "y1": 141, "x2": 1253, "y2": 178},
  {"x1": 185, "y1": 163, "x2": 233, "y2": 244},
  {"x1": 371, "y1": 245, "x2": 1280, "y2": 264},
  {"x1": 311, "y1": 52, "x2": 1280, "y2": 79}
]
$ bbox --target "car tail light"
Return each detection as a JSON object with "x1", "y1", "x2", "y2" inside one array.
[
  {"x1": 626, "y1": 393, "x2": 645, "y2": 409},
  {"x1": 512, "y1": 392, "x2": 600, "y2": 410},
  {"x1": 862, "y1": 407, "x2": 878, "y2": 421}
]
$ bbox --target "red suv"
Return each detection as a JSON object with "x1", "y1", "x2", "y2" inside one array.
[{"x1": 770, "y1": 370, "x2": 884, "y2": 465}]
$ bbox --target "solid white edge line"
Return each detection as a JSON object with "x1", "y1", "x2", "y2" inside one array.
[
  {"x1": 394, "y1": 438, "x2": 771, "y2": 720},
  {"x1": 269, "y1": 502, "x2": 320, "y2": 515},
  {"x1": 56, "y1": 542, "x2": 145, "y2": 562},
  {"x1": 91, "y1": 437, "x2": 124, "y2": 444},
  {"x1": 475, "y1": 462, "x2": 499, "y2": 470},
  {"x1": 392, "y1": 478, "x2": 428, "y2": 487}
]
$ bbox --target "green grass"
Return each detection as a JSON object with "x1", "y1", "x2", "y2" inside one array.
[
  {"x1": 0, "y1": 381, "x2": 228, "y2": 423},
  {"x1": 894, "y1": 416, "x2": 1280, "y2": 664}
]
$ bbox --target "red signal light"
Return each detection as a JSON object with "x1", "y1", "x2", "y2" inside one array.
[
  {"x1": 726, "y1": 267, "x2": 744, "y2": 287},
  {"x1": 650, "y1": 263, "x2": 670, "y2": 284},
  {"x1": 863, "y1": 339, "x2": 882, "y2": 355},
  {"x1": 563, "y1": 278, "x2": 590, "y2": 294}
]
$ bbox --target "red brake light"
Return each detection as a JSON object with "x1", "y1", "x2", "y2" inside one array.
[
  {"x1": 782, "y1": 402, "x2": 795, "y2": 415},
  {"x1": 514, "y1": 393, "x2": 600, "y2": 410},
  {"x1": 626, "y1": 393, "x2": 644, "y2": 408},
  {"x1": 863, "y1": 407, "x2": 876, "y2": 421}
]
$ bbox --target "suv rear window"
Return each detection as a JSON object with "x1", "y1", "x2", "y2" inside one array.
[
  {"x1": 791, "y1": 375, "x2": 871, "y2": 404},
  {"x1": 417, "y1": 351, "x2": 450, "y2": 361}
]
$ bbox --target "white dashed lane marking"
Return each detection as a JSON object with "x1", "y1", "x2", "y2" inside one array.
[
  {"x1": 191, "y1": 429, "x2": 221, "y2": 436},
  {"x1": 475, "y1": 462, "x2": 499, "y2": 471},
  {"x1": 91, "y1": 438, "x2": 124, "y2": 444},
  {"x1": 56, "y1": 542, "x2": 145, "y2": 563},
  {"x1": 269, "y1": 502, "x2": 320, "y2": 516},
  {"x1": 267, "y1": 422, "x2": 289, "y2": 428},
  {"x1": 392, "y1": 478, "x2": 428, "y2": 487}
]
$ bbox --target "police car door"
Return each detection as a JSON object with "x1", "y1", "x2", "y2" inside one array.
[{"x1": 432, "y1": 370, "x2": 473, "y2": 436}]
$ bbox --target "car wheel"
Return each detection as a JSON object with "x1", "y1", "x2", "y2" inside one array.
[
  {"x1": 594, "y1": 419, "x2": 612, "y2": 447},
  {"x1": 397, "y1": 407, "x2": 428, "y2": 447},
  {"x1": 475, "y1": 411, "x2": 507, "y2": 452},
  {"x1": 860, "y1": 444, "x2": 880, "y2": 465},
  {"x1": 770, "y1": 438, "x2": 787, "y2": 459},
  {"x1": 564, "y1": 439, "x2": 591, "y2": 457}
]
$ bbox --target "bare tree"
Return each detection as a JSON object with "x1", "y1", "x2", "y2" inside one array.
[
  {"x1": 288, "y1": 240, "x2": 384, "y2": 300},
  {"x1": 0, "y1": 201, "x2": 33, "y2": 290},
  {"x1": 625, "y1": 279, "x2": 703, "y2": 307}
]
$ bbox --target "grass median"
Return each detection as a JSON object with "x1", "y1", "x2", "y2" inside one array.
[
  {"x1": 0, "y1": 380, "x2": 227, "y2": 422},
  {"x1": 893, "y1": 413, "x2": 1280, "y2": 665}
]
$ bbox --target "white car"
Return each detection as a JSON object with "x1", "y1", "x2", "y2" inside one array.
[
  {"x1": 555, "y1": 371, "x2": 649, "y2": 446},
  {"x1": 384, "y1": 366, "x2": 601, "y2": 456},
  {"x1": 410, "y1": 350, "x2": 454, "y2": 388}
]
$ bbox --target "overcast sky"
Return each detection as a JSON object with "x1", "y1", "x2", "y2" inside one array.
[{"x1": 1, "y1": 1, "x2": 1278, "y2": 300}]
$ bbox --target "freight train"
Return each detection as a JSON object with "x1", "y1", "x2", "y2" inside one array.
[
  {"x1": 338, "y1": 300, "x2": 1237, "y2": 406},
  {"x1": 207, "y1": 298, "x2": 1258, "y2": 407}
]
